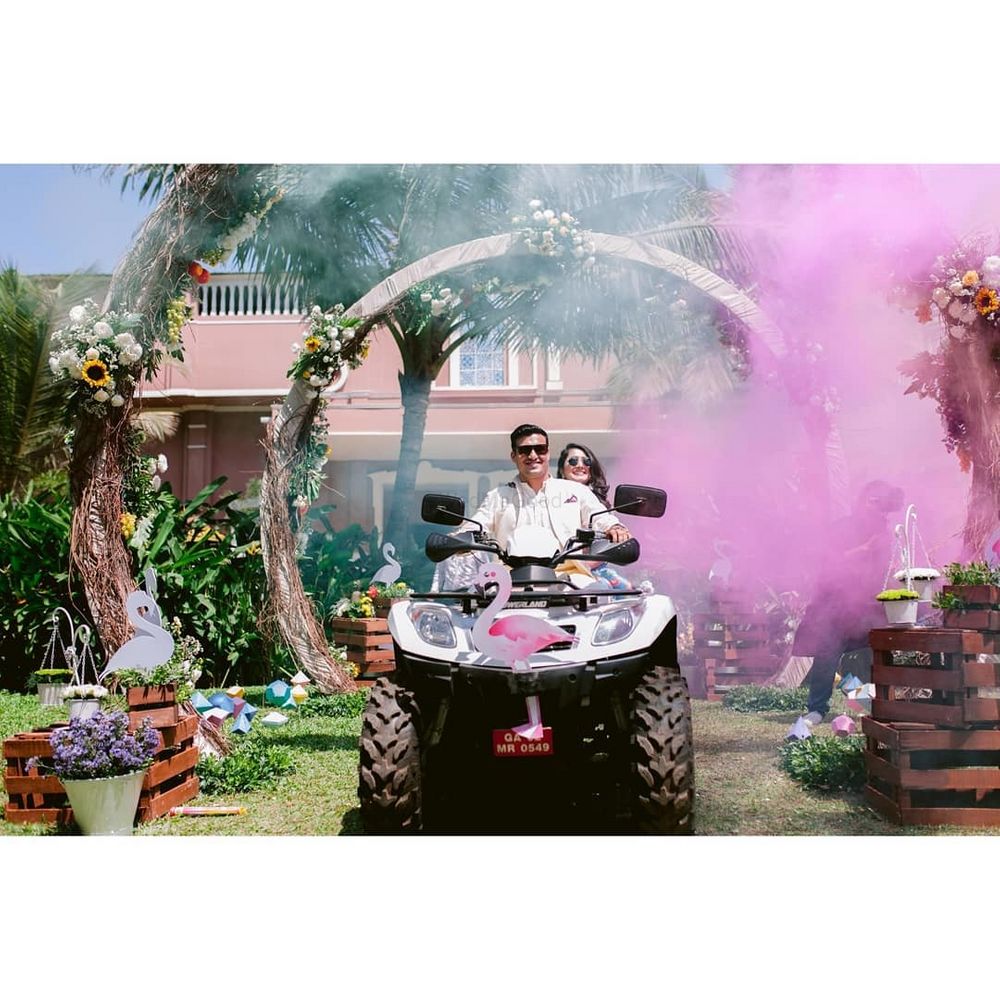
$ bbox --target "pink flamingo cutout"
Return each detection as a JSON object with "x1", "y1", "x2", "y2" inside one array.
[{"x1": 472, "y1": 563, "x2": 576, "y2": 740}]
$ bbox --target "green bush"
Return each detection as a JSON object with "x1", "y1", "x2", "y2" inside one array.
[
  {"x1": 0, "y1": 473, "x2": 85, "y2": 691},
  {"x1": 944, "y1": 561, "x2": 1000, "y2": 586},
  {"x1": 195, "y1": 733, "x2": 295, "y2": 794},
  {"x1": 723, "y1": 685, "x2": 810, "y2": 714},
  {"x1": 778, "y1": 734, "x2": 866, "y2": 791},
  {"x1": 295, "y1": 690, "x2": 368, "y2": 718}
]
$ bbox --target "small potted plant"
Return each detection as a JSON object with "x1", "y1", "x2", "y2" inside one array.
[
  {"x1": 371, "y1": 581, "x2": 412, "y2": 618},
  {"x1": 893, "y1": 567, "x2": 940, "y2": 602},
  {"x1": 29, "y1": 667, "x2": 72, "y2": 706},
  {"x1": 27, "y1": 711, "x2": 160, "y2": 835},
  {"x1": 876, "y1": 588, "x2": 920, "y2": 626},
  {"x1": 64, "y1": 683, "x2": 109, "y2": 720}
]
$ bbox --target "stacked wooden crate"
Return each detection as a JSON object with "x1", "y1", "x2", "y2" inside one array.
[
  {"x1": 694, "y1": 590, "x2": 781, "y2": 701},
  {"x1": 3, "y1": 685, "x2": 199, "y2": 827},
  {"x1": 864, "y1": 594, "x2": 1000, "y2": 828}
]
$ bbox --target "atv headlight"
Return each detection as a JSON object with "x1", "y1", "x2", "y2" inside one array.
[
  {"x1": 410, "y1": 606, "x2": 457, "y2": 648},
  {"x1": 593, "y1": 607, "x2": 636, "y2": 646}
]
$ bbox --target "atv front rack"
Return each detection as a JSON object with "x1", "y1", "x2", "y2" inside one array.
[{"x1": 409, "y1": 589, "x2": 643, "y2": 615}]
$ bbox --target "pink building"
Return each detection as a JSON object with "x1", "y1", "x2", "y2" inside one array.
[{"x1": 142, "y1": 274, "x2": 626, "y2": 533}]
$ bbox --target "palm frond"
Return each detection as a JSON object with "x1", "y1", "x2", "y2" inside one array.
[{"x1": 132, "y1": 410, "x2": 180, "y2": 441}]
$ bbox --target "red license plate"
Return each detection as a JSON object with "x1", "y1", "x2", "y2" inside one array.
[{"x1": 492, "y1": 727, "x2": 554, "y2": 757}]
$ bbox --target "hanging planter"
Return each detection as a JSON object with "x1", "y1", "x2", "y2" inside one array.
[
  {"x1": 65, "y1": 684, "x2": 108, "y2": 720},
  {"x1": 894, "y1": 567, "x2": 940, "y2": 602},
  {"x1": 33, "y1": 670, "x2": 71, "y2": 706},
  {"x1": 876, "y1": 589, "x2": 920, "y2": 626}
]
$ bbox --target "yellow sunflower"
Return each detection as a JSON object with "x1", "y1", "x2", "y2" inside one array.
[
  {"x1": 974, "y1": 286, "x2": 1000, "y2": 315},
  {"x1": 304, "y1": 335, "x2": 323, "y2": 353},
  {"x1": 81, "y1": 358, "x2": 111, "y2": 387}
]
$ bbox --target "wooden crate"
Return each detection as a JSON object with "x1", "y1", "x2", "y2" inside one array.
[
  {"x1": 3, "y1": 712, "x2": 200, "y2": 826},
  {"x1": 694, "y1": 609, "x2": 780, "y2": 701},
  {"x1": 331, "y1": 616, "x2": 396, "y2": 686},
  {"x1": 2, "y1": 725, "x2": 72, "y2": 825},
  {"x1": 869, "y1": 627, "x2": 1000, "y2": 727},
  {"x1": 863, "y1": 717, "x2": 1000, "y2": 827},
  {"x1": 127, "y1": 683, "x2": 180, "y2": 729}
]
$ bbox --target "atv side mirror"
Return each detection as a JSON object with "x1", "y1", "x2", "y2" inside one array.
[
  {"x1": 610, "y1": 484, "x2": 667, "y2": 519},
  {"x1": 425, "y1": 531, "x2": 499, "y2": 563},
  {"x1": 421, "y1": 493, "x2": 466, "y2": 526}
]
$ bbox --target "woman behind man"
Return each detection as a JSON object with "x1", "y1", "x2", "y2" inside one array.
[{"x1": 556, "y1": 441, "x2": 631, "y2": 590}]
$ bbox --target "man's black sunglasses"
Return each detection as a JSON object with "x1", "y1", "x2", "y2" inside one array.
[
  {"x1": 566, "y1": 456, "x2": 592, "y2": 468},
  {"x1": 515, "y1": 444, "x2": 549, "y2": 457}
]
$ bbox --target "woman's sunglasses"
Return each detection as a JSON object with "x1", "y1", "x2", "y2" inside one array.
[
  {"x1": 565, "y1": 456, "x2": 592, "y2": 468},
  {"x1": 515, "y1": 444, "x2": 549, "y2": 457}
]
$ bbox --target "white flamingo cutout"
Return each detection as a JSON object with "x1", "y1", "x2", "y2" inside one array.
[
  {"x1": 370, "y1": 542, "x2": 402, "y2": 586},
  {"x1": 472, "y1": 563, "x2": 576, "y2": 740},
  {"x1": 100, "y1": 589, "x2": 175, "y2": 680}
]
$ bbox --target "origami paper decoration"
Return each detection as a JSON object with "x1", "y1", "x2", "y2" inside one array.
[
  {"x1": 260, "y1": 711, "x2": 288, "y2": 727},
  {"x1": 232, "y1": 711, "x2": 253, "y2": 735},
  {"x1": 838, "y1": 673, "x2": 862, "y2": 693},
  {"x1": 226, "y1": 685, "x2": 245, "y2": 698},
  {"x1": 786, "y1": 717, "x2": 813, "y2": 741},
  {"x1": 831, "y1": 714, "x2": 857, "y2": 736},
  {"x1": 240, "y1": 702, "x2": 258, "y2": 722},
  {"x1": 203, "y1": 707, "x2": 229, "y2": 728},
  {"x1": 291, "y1": 684, "x2": 308, "y2": 705},
  {"x1": 208, "y1": 692, "x2": 236, "y2": 716},
  {"x1": 231, "y1": 696, "x2": 247, "y2": 718},
  {"x1": 290, "y1": 671, "x2": 311, "y2": 687},
  {"x1": 191, "y1": 691, "x2": 213, "y2": 714},
  {"x1": 265, "y1": 680, "x2": 291, "y2": 706}
]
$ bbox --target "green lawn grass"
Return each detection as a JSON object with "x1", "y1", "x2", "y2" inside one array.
[{"x1": 3, "y1": 690, "x2": 999, "y2": 836}]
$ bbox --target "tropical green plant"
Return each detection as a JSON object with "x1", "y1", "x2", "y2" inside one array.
[
  {"x1": 722, "y1": 684, "x2": 810, "y2": 714},
  {"x1": 778, "y1": 734, "x2": 866, "y2": 792},
  {"x1": 943, "y1": 561, "x2": 1000, "y2": 586},
  {"x1": 932, "y1": 590, "x2": 966, "y2": 611},
  {"x1": 0, "y1": 472, "x2": 82, "y2": 691},
  {"x1": 195, "y1": 732, "x2": 295, "y2": 794}
]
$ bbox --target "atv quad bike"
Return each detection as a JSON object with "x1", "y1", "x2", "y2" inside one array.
[{"x1": 357, "y1": 484, "x2": 693, "y2": 834}]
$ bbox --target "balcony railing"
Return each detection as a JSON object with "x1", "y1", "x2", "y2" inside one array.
[{"x1": 197, "y1": 274, "x2": 304, "y2": 318}]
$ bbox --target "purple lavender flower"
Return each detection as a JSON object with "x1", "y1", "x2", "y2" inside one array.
[{"x1": 47, "y1": 711, "x2": 158, "y2": 780}]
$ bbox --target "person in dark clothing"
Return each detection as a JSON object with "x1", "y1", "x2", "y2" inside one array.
[{"x1": 792, "y1": 480, "x2": 904, "y2": 724}]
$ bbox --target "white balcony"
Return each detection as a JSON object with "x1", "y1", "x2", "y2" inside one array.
[{"x1": 196, "y1": 274, "x2": 304, "y2": 318}]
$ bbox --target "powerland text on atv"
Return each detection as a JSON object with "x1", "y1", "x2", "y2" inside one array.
[{"x1": 357, "y1": 484, "x2": 693, "y2": 834}]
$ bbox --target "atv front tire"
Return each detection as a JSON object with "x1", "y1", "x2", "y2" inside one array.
[
  {"x1": 358, "y1": 677, "x2": 423, "y2": 833},
  {"x1": 630, "y1": 667, "x2": 694, "y2": 834}
]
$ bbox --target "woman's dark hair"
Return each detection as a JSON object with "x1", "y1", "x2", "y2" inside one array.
[{"x1": 557, "y1": 442, "x2": 610, "y2": 505}]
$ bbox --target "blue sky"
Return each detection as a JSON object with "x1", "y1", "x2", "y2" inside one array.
[
  {"x1": 0, "y1": 164, "x2": 732, "y2": 277},
  {"x1": 0, "y1": 165, "x2": 150, "y2": 275}
]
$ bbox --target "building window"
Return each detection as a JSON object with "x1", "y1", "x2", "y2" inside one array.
[{"x1": 458, "y1": 338, "x2": 505, "y2": 387}]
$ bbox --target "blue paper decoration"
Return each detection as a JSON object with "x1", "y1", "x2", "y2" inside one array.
[
  {"x1": 232, "y1": 710, "x2": 253, "y2": 735},
  {"x1": 240, "y1": 702, "x2": 258, "y2": 722},
  {"x1": 191, "y1": 691, "x2": 213, "y2": 714},
  {"x1": 265, "y1": 680, "x2": 291, "y2": 706},
  {"x1": 208, "y1": 692, "x2": 236, "y2": 716}
]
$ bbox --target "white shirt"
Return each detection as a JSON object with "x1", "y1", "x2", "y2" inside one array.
[
  {"x1": 431, "y1": 476, "x2": 623, "y2": 591},
  {"x1": 469, "y1": 475, "x2": 623, "y2": 550}
]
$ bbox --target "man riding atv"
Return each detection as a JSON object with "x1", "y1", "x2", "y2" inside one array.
[{"x1": 357, "y1": 425, "x2": 693, "y2": 835}]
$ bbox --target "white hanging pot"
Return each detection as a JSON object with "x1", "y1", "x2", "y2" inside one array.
[
  {"x1": 67, "y1": 698, "x2": 102, "y2": 721},
  {"x1": 62, "y1": 770, "x2": 146, "y2": 836},
  {"x1": 37, "y1": 683, "x2": 68, "y2": 706},
  {"x1": 882, "y1": 599, "x2": 919, "y2": 626},
  {"x1": 894, "y1": 568, "x2": 940, "y2": 602}
]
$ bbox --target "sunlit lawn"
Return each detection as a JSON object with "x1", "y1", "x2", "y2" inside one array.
[{"x1": 3, "y1": 690, "x2": 999, "y2": 836}]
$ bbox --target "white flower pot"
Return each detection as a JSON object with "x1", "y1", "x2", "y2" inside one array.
[
  {"x1": 67, "y1": 698, "x2": 102, "y2": 721},
  {"x1": 882, "y1": 599, "x2": 918, "y2": 626},
  {"x1": 910, "y1": 579, "x2": 936, "y2": 602},
  {"x1": 62, "y1": 770, "x2": 146, "y2": 836},
  {"x1": 36, "y1": 683, "x2": 68, "y2": 706}
]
